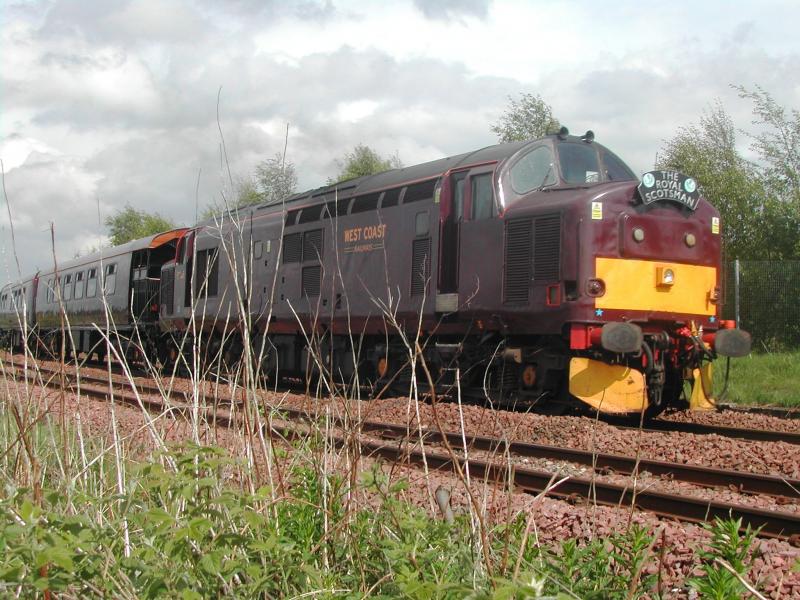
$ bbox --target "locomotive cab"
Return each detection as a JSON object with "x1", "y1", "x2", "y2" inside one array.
[{"x1": 486, "y1": 130, "x2": 751, "y2": 416}]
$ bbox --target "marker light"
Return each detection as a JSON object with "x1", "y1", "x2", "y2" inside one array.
[
  {"x1": 685, "y1": 233, "x2": 697, "y2": 247},
  {"x1": 632, "y1": 227, "x2": 645, "y2": 242}
]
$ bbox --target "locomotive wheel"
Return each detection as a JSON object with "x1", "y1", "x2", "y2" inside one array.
[
  {"x1": 222, "y1": 339, "x2": 243, "y2": 373},
  {"x1": 157, "y1": 339, "x2": 177, "y2": 372}
]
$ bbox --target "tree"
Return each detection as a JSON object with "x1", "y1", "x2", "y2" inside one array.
[
  {"x1": 333, "y1": 144, "x2": 402, "y2": 183},
  {"x1": 202, "y1": 154, "x2": 298, "y2": 220},
  {"x1": 657, "y1": 100, "x2": 799, "y2": 260},
  {"x1": 105, "y1": 205, "x2": 175, "y2": 246},
  {"x1": 491, "y1": 93, "x2": 560, "y2": 143},
  {"x1": 255, "y1": 153, "x2": 298, "y2": 205},
  {"x1": 735, "y1": 85, "x2": 800, "y2": 207}
]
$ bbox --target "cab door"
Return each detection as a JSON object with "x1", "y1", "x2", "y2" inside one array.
[
  {"x1": 438, "y1": 171, "x2": 466, "y2": 298},
  {"x1": 457, "y1": 167, "x2": 501, "y2": 311}
]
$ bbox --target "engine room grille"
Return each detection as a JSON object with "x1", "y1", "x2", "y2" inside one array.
[
  {"x1": 411, "y1": 237, "x2": 431, "y2": 296},
  {"x1": 283, "y1": 233, "x2": 302, "y2": 263},
  {"x1": 160, "y1": 267, "x2": 175, "y2": 316},
  {"x1": 504, "y1": 219, "x2": 533, "y2": 303},
  {"x1": 533, "y1": 214, "x2": 561, "y2": 281},
  {"x1": 303, "y1": 229, "x2": 324, "y2": 262},
  {"x1": 301, "y1": 265, "x2": 321, "y2": 297}
]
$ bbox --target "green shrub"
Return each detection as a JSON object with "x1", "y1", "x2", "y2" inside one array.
[{"x1": 0, "y1": 443, "x2": 764, "y2": 599}]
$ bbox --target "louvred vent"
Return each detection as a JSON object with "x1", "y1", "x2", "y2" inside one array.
[
  {"x1": 504, "y1": 219, "x2": 532, "y2": 303},
  {"x1": 303, "y1": 229, "x2": 324, "y2": 262},
  {"x1": 160, "y1": 266, "x2": 175, "y2": 316},
  {"x1": 283, "y1": 233, "x2": 302, "y2": 263},
  {"x1": 302, "y1": 265, "x2": 321, "y2": 297},
  {"x1": 411, "y1": 238, "x2": 431, "y2": 296}
]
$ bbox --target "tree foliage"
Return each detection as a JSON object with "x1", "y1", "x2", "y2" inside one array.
[
  {"x1": 491, "y1": 93, "x2": 560, "y2": 143},
  {"x1": 203, "y1": 154, "x2": 298, "y2": 220},
  {"x1": 255, "y1": 153, "x2": 298, "y2": 205},
  {"x1": 735, "y1": 85, "x2": 800, "y2": 206},
  {"x1": 105, "y1": 204, "x2": 175, "y2": 246},
  {"x1": 657, "y1": 98, "x2": 800, "y2": 260},
  {"x1": 333, "y1": 144, "x2": 402, "y2": 183}
]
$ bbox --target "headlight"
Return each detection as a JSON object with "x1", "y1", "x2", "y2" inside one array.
[{"x1": 656, "y1": 266, "x2": 675, "y2": 287}]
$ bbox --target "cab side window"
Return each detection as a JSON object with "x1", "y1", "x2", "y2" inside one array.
[
  {"x1": 510, "y1": 146, "x2": 556, "y2": 194},
  {"x1": 453, "y1": 173, "x2": 466, "y2": 221},
  {"x1": 471, "y1": 173, "x2": 494, "y2": 220}
]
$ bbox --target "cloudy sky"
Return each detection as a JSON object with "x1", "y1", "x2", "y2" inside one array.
[{"x1": 2, "y1": 0, "x2": 799, "y2": 284}]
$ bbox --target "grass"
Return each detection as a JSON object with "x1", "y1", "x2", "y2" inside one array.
[{"x1": 714, "y1": 351, "x2": 800, "y2": 407}]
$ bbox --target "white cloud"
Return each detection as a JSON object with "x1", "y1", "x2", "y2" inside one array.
[
  {"x1": 1, "y1": 0, "x2": 800, "y2": 284},
  {"x1": 334, "y1": 99, "x2": 380, "y2": 123}
]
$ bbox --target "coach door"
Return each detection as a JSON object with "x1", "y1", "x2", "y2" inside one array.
[{"x1": 438, "y1": 171, "x2": 466, "y2": 308}]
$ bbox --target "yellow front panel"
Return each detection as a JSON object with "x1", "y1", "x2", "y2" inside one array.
[{"x1": 595, "y1": 258, "x2": 716, "y2": 316}]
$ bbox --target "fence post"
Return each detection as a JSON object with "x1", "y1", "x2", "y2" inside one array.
[{"x1": 734, "y1": 259, "x2": 741, "y2": 327}]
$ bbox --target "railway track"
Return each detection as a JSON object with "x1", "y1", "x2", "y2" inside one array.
[
  {"x1": 4, "y1": 359, "x2": 800, "y2": 542},
  {"x1": 5, "y1": 352, "x2": 800, "y2": 446}
]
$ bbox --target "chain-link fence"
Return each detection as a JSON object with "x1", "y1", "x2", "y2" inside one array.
[{"x1": 722, "y1": 260, "x2": 800, "y2": 351}]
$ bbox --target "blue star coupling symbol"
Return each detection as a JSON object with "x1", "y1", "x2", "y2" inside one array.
[
  {"x1": 595, "y1": 308, "x2": 604, "y2": 317},
  {"x1": 709, "y1": 316, "x2": 716, "y2": 323}
]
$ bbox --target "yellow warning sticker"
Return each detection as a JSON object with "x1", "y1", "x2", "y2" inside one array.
[
  {"x1": 711, "y1": 217, "x2": 720, "y2": 235},
  {"x1": 591, "y1": 201, "x2": 602, "y2": 220}
]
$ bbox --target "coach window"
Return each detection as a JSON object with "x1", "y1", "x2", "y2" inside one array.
[
  {"x1": 254, "y1": 240, "x2": 263, "y2": 259},
  {"x1": 87, "y1": 268, "x2": 98, "y2": 297},
  {"x1": 63, "y1": 274, "x2": 73, "y2": 301},
  {"x1": 104, "y1": 264, "x2": 117, "y2": 295},
  {"x1": 74, "y1": 271, "x2": 85, "y2": 300},
  {"x1": 471, "y1": 174, "x2": 494, "y2": 220},
  {"x1": 510, "y1": 146, "x2": 556, "y2": 194}
]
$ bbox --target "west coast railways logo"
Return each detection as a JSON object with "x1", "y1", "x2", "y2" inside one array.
[{"x1": 343, "y1": 223, "x2": 387, "y2": 253}]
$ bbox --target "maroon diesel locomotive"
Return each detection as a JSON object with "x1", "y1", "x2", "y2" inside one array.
[{"x1": 0, "y1": 130, "x2": 750, "y2": 415}]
